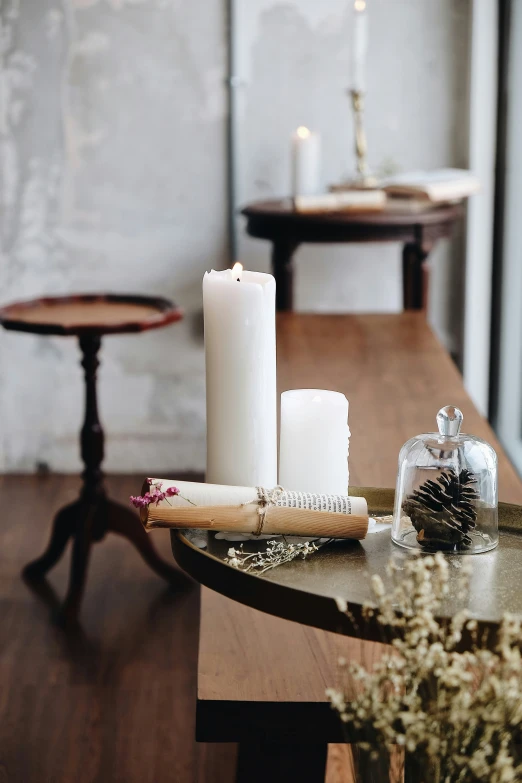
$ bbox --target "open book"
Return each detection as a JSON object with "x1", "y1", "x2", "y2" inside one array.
[{"x1": 383, "y1": 169, "x2": 480, "y2": 203}]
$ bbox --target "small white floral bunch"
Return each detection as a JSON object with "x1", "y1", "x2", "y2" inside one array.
[
  {"x1": 327, "y1": 553, "x2": 522, "y2": 782},
  {"x1": 225, "y1": 538, "x2": 323, "y2": 575}
]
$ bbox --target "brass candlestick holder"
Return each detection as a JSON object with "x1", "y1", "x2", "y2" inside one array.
[
  {"x1": 330, "y1": 89, "x2": 378, "y2": 193},
  {"x1": 349, "y1": 89, "x2": 378, "y2": 189}
]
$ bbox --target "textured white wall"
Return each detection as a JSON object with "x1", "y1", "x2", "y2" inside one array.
[
  {"x1": 0, "y1": 0, "x2": 470, "y2": 473},
  {"x1": 0, "y1": 0, "x2": 226, "y2": 473}
]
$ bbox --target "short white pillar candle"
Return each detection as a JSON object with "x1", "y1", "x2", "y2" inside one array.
[
  {"x1": 279, "y1": 389, "x2": 350, "y2": 495},
  {"x1": 291, "y1": 126, "x2": 321, "y2": 197}
]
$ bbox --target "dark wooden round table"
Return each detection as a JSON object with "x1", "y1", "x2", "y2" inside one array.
[
  {"x1": 242, "y1": 199, "x2": 463, "y2": 312},
  {"x1": 0, "y1": 293, "x2": 185, "y2": 625},
  {"x1": 171, "y1": 487, "x2": 522, "y2": 649}
]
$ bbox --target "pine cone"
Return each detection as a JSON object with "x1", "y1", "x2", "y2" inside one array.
[{"x1": 402, "y1": 468, "x2": 479, "y2": 550}]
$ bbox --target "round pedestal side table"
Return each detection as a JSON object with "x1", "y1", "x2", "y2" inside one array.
[
  {"x1": 0, "y1": 293, "x2": 184, "y2": 625},
  {"x1": 241, "y1": 199, "x2": 463, "y2": 312}
]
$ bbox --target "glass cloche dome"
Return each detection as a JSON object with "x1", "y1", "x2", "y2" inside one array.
[{"x1": 392, "y1": 406, "x2": 498, "y2": 554}]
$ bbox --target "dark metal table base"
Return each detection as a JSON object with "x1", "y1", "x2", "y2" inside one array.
[{"x1": 23, "y1": 335, "x2": 184, "y2": 626}]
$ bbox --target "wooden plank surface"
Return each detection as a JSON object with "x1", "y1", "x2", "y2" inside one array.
[{"x1": 198, "y1": 314, "x2": 522, "y2": 756}]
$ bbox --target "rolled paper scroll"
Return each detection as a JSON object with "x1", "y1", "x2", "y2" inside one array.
[{"x1": 140, "y1": 479, "x2": 369, "y2": 540}]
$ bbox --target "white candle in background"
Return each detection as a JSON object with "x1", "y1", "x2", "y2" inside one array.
[
  {"x1": 352, "y1": 0, "x2": 368, "y2": 93},
  {"x1": 291, "y1": 126, "x2": 321, "y2": 197},
  {"x1": 203, "y1": 264, "x2": 277, "y2": 488},
  {"x1": 279, "y1": 389, "x2": 350, "y2": 495}
]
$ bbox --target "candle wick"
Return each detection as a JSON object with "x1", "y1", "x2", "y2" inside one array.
[{"x1": 236, "y1": 278, "x2": 240, "y2": 282}]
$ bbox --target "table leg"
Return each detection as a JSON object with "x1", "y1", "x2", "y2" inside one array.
[
  {"x1": 22, "y1": 501, "x2": 77, "y2": 580},
  {"x1": 402, "y1": 240, "x2": 432, "y2": 312},
  {"x1": 404, "y1": 751, "x2": 431, "y2": 782},
  {"x1": 59, "y1": 503, "x2": 96, "y2": 626},
  {"x1": 235, "y1": 740, "x2": 327, "y2": 782},
  {"x1": 79, "y1": 334, "x2": 105, "y2": 498},
  {"x1": 271, "y1": 239, "x2": 299, "y2": 311}
]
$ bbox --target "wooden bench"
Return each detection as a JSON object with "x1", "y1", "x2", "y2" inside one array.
[{"x1": 196, "y1": 313, "x2": 522, "y2": 782}]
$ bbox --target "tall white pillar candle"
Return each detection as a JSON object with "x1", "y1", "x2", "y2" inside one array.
[
  {"x1": 279, "y1": 389, "x2": 350, "y2": 495},
  {"x1": 291, "y1": 126, "x2": 321, "y2": 197},
  {"x1": 352, "y1": 0, "x2": 368, "y2": 92},
  {"x1": 203, "y1": 265, "x2": 277, "y2": 488}
]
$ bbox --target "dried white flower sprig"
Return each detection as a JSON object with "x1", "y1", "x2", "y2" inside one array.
[
  {"x1": 327, "y1": 553, "x2": 522, "y2": 782},
  {"x1": 225, "y1": 538, "x2": 329, "y2": 575}
]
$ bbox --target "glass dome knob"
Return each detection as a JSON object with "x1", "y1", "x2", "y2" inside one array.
[{"x1": 436, "y1": 405, "x2": 463, "y2": 437}]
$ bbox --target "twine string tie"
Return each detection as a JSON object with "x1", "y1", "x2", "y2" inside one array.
[{"x1": 252, "y1": 485, "x2": 285, "y2": 536}]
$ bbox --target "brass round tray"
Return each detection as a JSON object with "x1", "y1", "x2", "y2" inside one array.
[{"x1": 171, "y1": 487, "x2": 522, "y2": 647}]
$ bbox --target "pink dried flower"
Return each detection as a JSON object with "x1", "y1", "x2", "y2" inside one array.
[
  {"x1": 130, "y1": 494, "x2": 150, "y2": 508},
  {"x1": 130, "y1": 483, "x2": 180, "y2": 510},
  {"x1": 149, "y1": 489, "x2": 166, "y2": 505}
]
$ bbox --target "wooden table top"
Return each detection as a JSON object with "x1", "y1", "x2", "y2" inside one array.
[
  {"x1": 190, "y1": 313, "x2": 522, "y2": 737},
  {"x1": 0, "y1": 294, "x2": 182, "y2": 336},
  {"x1": 242, "y1": 198, "x2": 463, "y2": 229}
]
